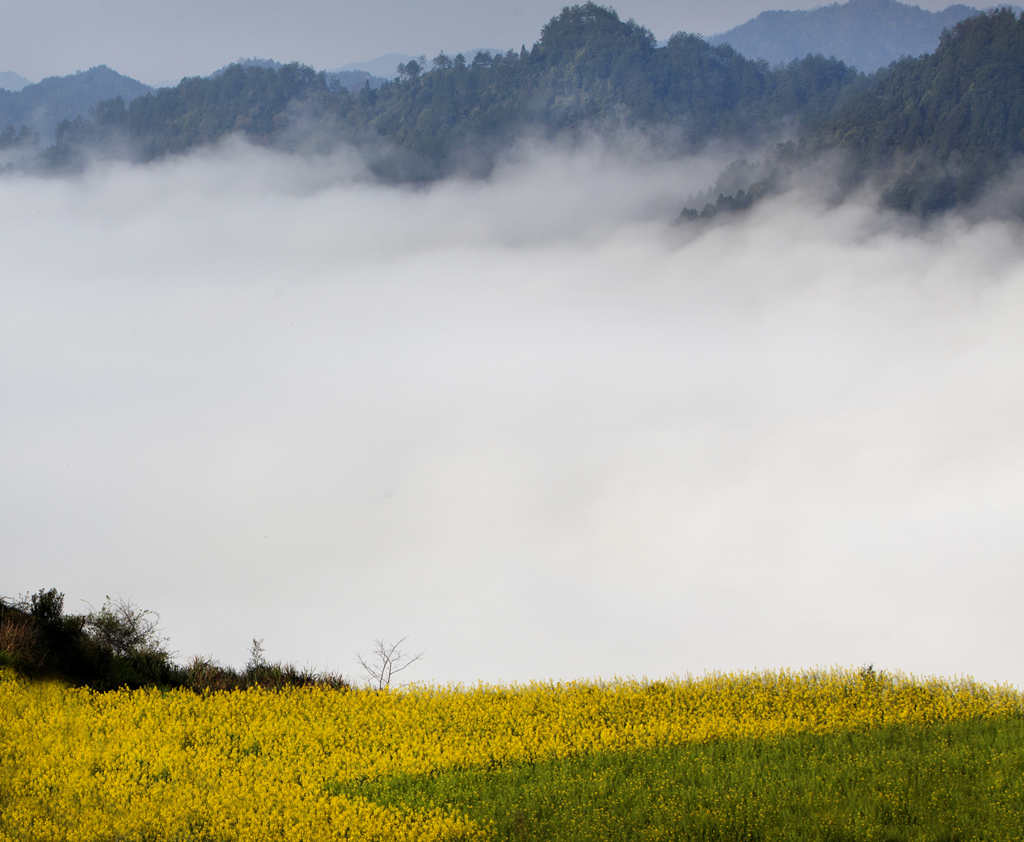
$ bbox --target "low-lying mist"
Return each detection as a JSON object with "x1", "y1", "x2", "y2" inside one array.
[{"x1": 3, "y1": 139, "x2": 1023, "y2": 687}]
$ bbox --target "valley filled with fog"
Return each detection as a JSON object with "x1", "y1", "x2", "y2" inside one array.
[{"x1": 3, "y1": 139, "x2": 1023, "y2": 686}]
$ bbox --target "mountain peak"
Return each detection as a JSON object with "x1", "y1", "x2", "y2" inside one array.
[
  {"x1": 711, "y1": 0, "x2": 980, "y2": 71},
  {"x1": 0, "y1": 70, "x2": 31, "y2": 91}
]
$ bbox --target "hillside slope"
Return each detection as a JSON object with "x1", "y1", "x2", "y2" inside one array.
[
  {"x1": 52, "y1": 4, "x2": 857, "y2": 179},
  {"x1": 0, "y1": 71, "x2": 31, "y2": 92},
  {"x1": 819, "y1": 7, "x2": 1024, "y2": 212},
  {"x1": 711, "y1": 0, "x2": 979, "y2": 72},
  {"x1": 0, "y1": 65, "x2": 150, "y2": 140}
]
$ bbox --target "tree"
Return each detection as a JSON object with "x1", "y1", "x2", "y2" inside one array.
[
  {"x1": 247, "y1": 638, "x2": 267, "y2": 671},
  {"x1": 84, "y1": 595, "x2": 167, "y2": 658},
  {"x1": 357, "y1": 637, "x2": 423, "y2": 690},
  {"x1": 28, "y1": 588, "x2": 64, "y2": 627},
  {"x1": 397, "y1": 60, "x2": 422, "y2": 81}
]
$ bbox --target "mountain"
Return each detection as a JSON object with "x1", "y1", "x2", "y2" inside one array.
[
  {"x1": 336, "y1": 53, "x2": 416, "y2": 78},
  {"x1": 817, "y1": 7, "x2": 1024, "y2": 212},
  {"x1": 209, "y1": 58, "x2": 385, "y2": 92},
  {"x1": 32, "y1": 4, "x2": 1024, "y2": 217},
  {"x1": 711, "y1": 0, "x2": 980, "y2": 72},
  {"x1": 54, "y1": 5, "x2": 855, "y2": 179},
  {"x1": 0, "y1": 71, "x2": 31, "y2": 92},
  {"x1": 0, "y1": 66, "x2": 150, "y2": 141},
  {"x1": 211, "y1": 57, "x2": 285, "y2": 75},
  {"x1": 688, "y1": 8, "x2": 1024, "y2": 218}
]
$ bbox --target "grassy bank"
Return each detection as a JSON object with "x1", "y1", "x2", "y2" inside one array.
[{"x1": 344, "y1": 714, "x2": 1024, "y2": 840}]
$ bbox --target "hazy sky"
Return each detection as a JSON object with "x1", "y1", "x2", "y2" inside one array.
[
  {"x1": 2, "y1": 0, "x2": 975, "y2": 84},
  {"x1": 3, "y1": 137, "x2": 1023, "y2": 688}
]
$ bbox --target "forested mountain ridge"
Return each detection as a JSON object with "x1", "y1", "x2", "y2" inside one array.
[
  {"x1": 0, "y1": 65, "x2": 151, "y2": 142},
  {"x1": 815, "y1": 8, "x2": 1024, "y2": 212},
  {"x1": 13, "y1": 4, "x2": 1024, "y2": 217},
  {"x1": 0, "y1": 71, "x2": 31, "y2": 92},
  {"x1": 711, "y1": 0, "x2": 980, "y2": 72},
  {"x1": 49, "y1": 4, "x2": 857, "y2": 180},
  {"x1": 50, "y1": 63, "x2": 332, "y2": 165},
  {"x1": 684, "y1": 8, "x2": 1024, "y2": 217},
  {"x1": 213, "y1": 57, "x2": 387, "y2": 92}
]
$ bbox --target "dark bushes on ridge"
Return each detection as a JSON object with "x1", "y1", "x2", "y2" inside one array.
[{"x1": 0, "y1": 587, "x2": 349, "y2": 692}]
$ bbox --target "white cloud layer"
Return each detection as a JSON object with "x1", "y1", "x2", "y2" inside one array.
[{"x1": 3, "y1": 140, "x2": 1023, "y2": 687}]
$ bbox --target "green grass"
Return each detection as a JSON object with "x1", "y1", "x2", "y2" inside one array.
[{"x1": 338, "y1": 715, "x2": 1024, "y2": 841}]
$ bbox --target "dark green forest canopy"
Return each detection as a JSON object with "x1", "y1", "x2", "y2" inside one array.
[
  {"x1": 687, "y1": 8, "x2": 1024, "y2": 217},
  {"x1": 810, "y1": 8, "x2": 1024, "y2": 213},
  {"x1": 30, "y1": 4, "x2": 1024, "y2": 214}
]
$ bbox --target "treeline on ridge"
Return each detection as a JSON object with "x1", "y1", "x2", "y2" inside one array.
[
  {"x1": 0, "y1": 588, "x2": 348, "y2": 692},
  {"x1": 9, "y1": 4, "x2": 1024, "y2": 216},
  {"x1": 47, "y1": 4, "x2": 856, "y2": 180},
  {"x1": 678, "y1": 7, "x2": 1024, "y2": 218},
  {"x1": 812, "y1": 7, "x2": 1024, "y2": 214}
]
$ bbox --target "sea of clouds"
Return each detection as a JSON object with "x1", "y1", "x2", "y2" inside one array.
[{"x1": 3, "y1": 138, "x2": 1023, "y2": 686}]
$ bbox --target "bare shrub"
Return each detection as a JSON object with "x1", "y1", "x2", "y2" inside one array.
[
  {"x1": 357, "y1": 637, "x2": 423, "y2": 690},
  {"x1": 84, "y1": 596, "x2": 168, "y2": 658}
]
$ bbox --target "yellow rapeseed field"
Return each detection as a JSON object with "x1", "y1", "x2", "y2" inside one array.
[{"x1": 1, "y1": 667, "x2": 1021, "y2": 841}]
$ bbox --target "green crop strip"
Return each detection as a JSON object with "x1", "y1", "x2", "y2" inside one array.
[{"x1": 342, "y1": 715, "x2": 1024, "y2": 841}]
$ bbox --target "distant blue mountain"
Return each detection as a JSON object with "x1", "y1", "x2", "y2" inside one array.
[
  {"x1": 0, "y1": 71, "x2": 31, "y2": 92},
  {"x1": 0, "y1": 65, "x2": 150, "y2": 140},
  {"x1": 336, "y1": 53, "x2": 415, "y2": 79},
  {"x1": 710, "y1": 0, "x2": 983, "y2": 71}
]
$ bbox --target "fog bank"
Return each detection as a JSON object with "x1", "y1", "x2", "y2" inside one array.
[{"x1": 3, "y1": 141, "x2": 1023, "y2": 687}]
